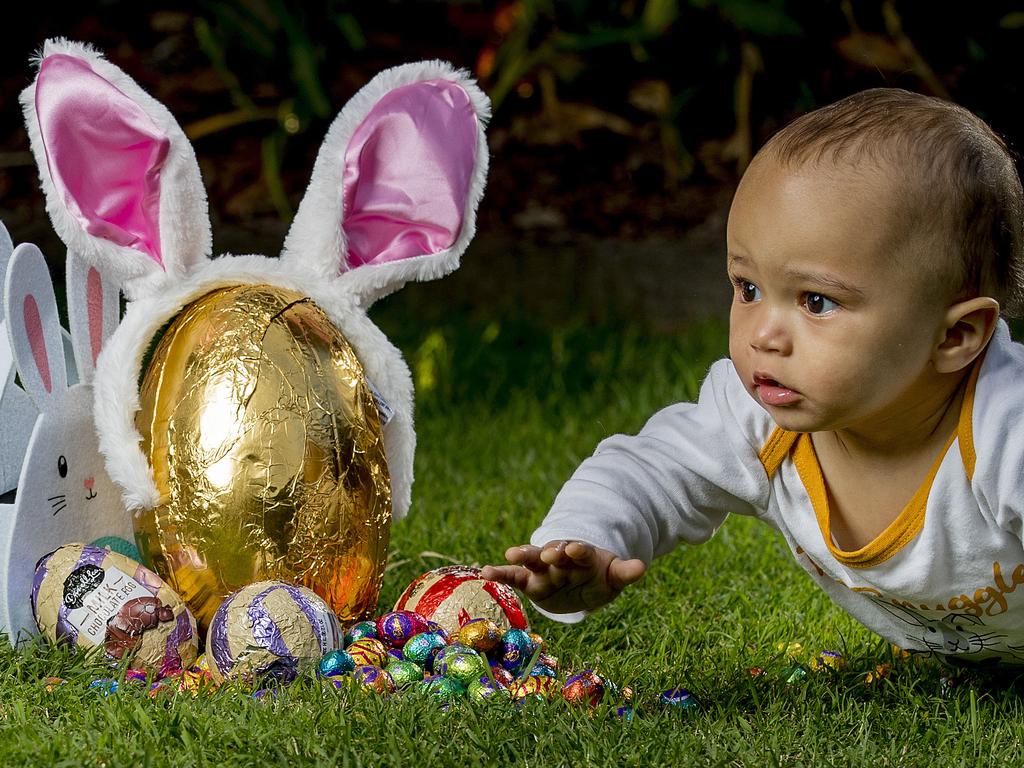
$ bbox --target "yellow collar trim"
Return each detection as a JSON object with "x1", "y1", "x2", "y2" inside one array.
[{"x1": 757, "y1": 357, "x2": 983, "y2": 569}]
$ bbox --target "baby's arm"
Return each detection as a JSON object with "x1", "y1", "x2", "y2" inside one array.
[
  {"x1": 481, "y1": 540, "x2": 646, "y2": 615},
  {"x1": 485, "y1": 359, "x2": 772, "y2": 620}
]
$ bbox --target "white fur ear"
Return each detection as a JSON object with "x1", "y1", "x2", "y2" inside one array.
[
  {"x1": 20, "y1": 39, "x2": 211, "y2": 287},
  {"x1": 280, "y1": 60, "x2": 490, "y2": 308},
  {"x1": 66, "y1": 250, "x2": 119, "y2": 384},
  {"x1": 4, "y1": 244, "x2": 67, "y2": 410}
]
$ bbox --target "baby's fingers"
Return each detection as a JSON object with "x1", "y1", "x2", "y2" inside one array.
[
  {"x1": 607, "y1": 558, "x2": 647, "y2": 591},
  {"x1": 480, "y1": 564, "x2": 533, "y2": 592},
  {"x1": 497, "y1": 545, "x2": 549, "y2": 573}
]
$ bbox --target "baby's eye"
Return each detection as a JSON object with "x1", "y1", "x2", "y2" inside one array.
[
  {"x1": 804, "y1": 293, "x2": 838, "y2": 315},
  {"x1": 736, "y1": 280, "x2": 761, "y2": 303}
]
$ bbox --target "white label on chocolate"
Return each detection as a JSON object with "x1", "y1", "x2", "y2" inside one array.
[
  {"x1": 365, "y1": 377, "x2": 395, "y2": 426},
  {"x1": 310, "y1": 603, "x2": 342, "y2": 652},
  {"x1": 66, "y1": 567, "x2": 151, "y2": 646}
]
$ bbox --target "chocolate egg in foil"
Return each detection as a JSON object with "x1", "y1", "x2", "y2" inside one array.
[
  {"x1": 402, "y1": 631, "x2": 448, "y2": 670},
  {"x1": 344, "y1": 620, "x2": 378, "y2": 645},
  {"x1": 318, "y1": 649, "x2": 356, "y2": 677},
  {"x1": 376, "y1": 610, "x2": 428, "y2": 648},
  {"x1": 393, "y1": 565, "x2": 528, "y2": 635},
  {"x1": 498, "y1": 629, "x2": 536, "y2": 674},
  {"x1": 436, "y1": 649, "x2": 485, "y2": 685},
  {"x1": 562, "y1": 671, "x2": 605, "y2": 706},
  {"x1": 33, "y1": 544, "x2": 198, "y2": 675},
  {"x1": 135, "y1": 285, "x2": 392, "y2": 633},
  {"x1": 347, "y1": 637, "x2": 389, "y2": 667},
  {"x1": 386, "y1": 659, "x2": 425, "y2": 688},
  {"x1": 206, "y1": 580, "x2": 343, "y2": 683},
  {"x1": 453, "y1": 618, "x2": 501, "y2": 652}
]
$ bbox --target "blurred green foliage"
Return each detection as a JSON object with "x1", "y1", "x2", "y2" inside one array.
[
  {"x1": 2, "y1": 1, "x2": 1021, "y2": 230},
  {"x1": 177, "y1": 0, "x2": 1023, "y2": 219}
]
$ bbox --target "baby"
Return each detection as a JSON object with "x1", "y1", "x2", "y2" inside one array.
[{"x1": 481, "y1": 88, "x2": 1024, "y2": 663}]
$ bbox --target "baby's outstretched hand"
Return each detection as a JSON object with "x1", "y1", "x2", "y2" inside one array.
[{"x1": 481, "y1": 541, "x2": 646, "y2": 616}]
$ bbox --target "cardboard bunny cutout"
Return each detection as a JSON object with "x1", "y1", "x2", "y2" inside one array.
[
  {"x1": 20, "y1": 39, "x2": 490, "y2": 523},
  {"x1": 0, "y1": 222, "x2": 38, "y2": 496},
  {"x1": 0, "y1": 240, "x2": 134, "y2": 641}
]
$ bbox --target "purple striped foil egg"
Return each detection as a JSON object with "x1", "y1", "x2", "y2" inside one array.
[
  {"x1": 206, "y1": 580, "x2": 343, "y2": 684},
  {"x1": 375, "y1": 610, "x2": 429, "y2": 648}
]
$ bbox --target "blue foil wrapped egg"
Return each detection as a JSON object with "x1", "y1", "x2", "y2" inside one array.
[
  {"x1": 402, "y1": 632, "x2": 448, "y2": 670},
  {"x1": 498, "y1": 629, "x2": 536, "y2": 674},
  {"x1": 344, "y1": 621, "x2": 379, "y2": 646},
  {"x1": 318, "y1": 649, "x2": 356, "y2": 677}
]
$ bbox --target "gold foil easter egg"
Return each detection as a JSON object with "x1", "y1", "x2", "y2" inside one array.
[{"x1": 135, "y1": 285, "x2": 392, "y2": 633}]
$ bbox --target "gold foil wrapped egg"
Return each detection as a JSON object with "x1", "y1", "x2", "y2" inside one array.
[{"x1": 135, "y1": 285, "x2": 392, "y2": 633}]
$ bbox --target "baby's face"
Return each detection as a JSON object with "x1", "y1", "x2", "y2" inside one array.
[{"x1": 726, "y1": 154, "x2": 951, "y2": 434}]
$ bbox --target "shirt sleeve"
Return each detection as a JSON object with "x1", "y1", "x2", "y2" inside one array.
[
  {"x1": 969, "y1": 322, "x2": 1024, "y2": 539},
  {"x1": 530, "y1": 358, "x2": 774, "y2": 567}
]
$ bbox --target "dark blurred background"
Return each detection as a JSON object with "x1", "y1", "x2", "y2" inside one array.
[{"x1": 2, "y1": 1, "x2": 1023, "y2": 330}]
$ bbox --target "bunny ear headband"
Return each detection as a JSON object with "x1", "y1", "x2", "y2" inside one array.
[{"x1": 21, "y1": 38, "x2": 490, "y2": 519}]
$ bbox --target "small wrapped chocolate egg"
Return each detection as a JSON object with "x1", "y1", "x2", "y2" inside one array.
[
  {"x1": 347, "y1": 637, "x2": 388, "y2": 668},
  {"x1": 344, "y1": 621, "x2": 378, "y2": 646},
  {"x1": 376, "y1": 610, "x2": 428, "y2": 648},
  {"x1": 659, "y1": 687, "x2": 698, "y2": 709},
  {"x1": 394, "y1": 565, "x2": 529, "y2": 635},
  {"x1": 562, "y1": 671, "x2": 605, "y2": 706},
  {"x1": 453, "y1": 618, "x2": 501, "y2": 652},
  {"x1": 487, "y1": 663, "x2": 515, "y2": 688},
  {"x1": 436, "y1": 649, "x2": 485, "y2": 685},
  {"x1": 206, "y1": 580, "x2": 343, "y2": 684},
  {"x1": 809, "y1": 650, "x2": 845, "y2": 671},
  {"x1": 509, "y1": 675, "x2": 557, "y2": 702},
  {"x1": 402, "y1": 632, "x2": 448, "y2": 670},
  {"x1": 498, "y1": 629, "x2": 536, "y2": 674},
  {"x1": 537, "y1": 652, "x2": 558, "y2": 671},
  {"x1": 386, "y1": 660, "x2": 425, "y2": 688},
  {"x1": 467, "y1": 678, "x2": 507, "y2": 702},
  {"x1": 529, "y1": 664, "x2": 557, "y2": 678},
  {"x1": 33, "y1": 544, "x2": 198, "y2": 674},
  {"x1": 353, "y1": 665, "x2": 395, "y2": 694},
  {"x1": 419, "y1": 674, "x2": 465, "y2": 702},
  {"x1": 319, "y1": 649, "x2": 356, "y2": 677}
]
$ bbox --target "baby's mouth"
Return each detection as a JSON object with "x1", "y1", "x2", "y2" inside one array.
[{"x1": 753, "y1": 375, "x2": 801, "y2": 407}]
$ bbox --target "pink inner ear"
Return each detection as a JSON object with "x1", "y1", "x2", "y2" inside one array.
[
  {"x1": 35, "y1": 54, "x2": 169, "y2": 268},
  {"x1": 23, "y1": 295, "x2": 52, "y2": 394},
  {"x1": 341, "y1": 79, "x2": 478, "y2": 270},
  {"x1": 86, "y1": 266, "x2": 104, "y2": 366}
]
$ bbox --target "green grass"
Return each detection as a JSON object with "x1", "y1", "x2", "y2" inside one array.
[{"x1": 3, "y1": 308, "x2": 1024, "y2": 766}]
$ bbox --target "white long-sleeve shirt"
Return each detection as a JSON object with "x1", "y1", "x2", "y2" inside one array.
[{"x1": 532, "y1": 320, "x2": 1024, "y2": 663}]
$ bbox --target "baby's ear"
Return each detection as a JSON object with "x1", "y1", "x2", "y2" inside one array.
[
  {"x1": 280, "y1": 60, "x2": 490, "y2": 308},
  {"x1": 20, "y1": 39, "x2": 211, "y2": 285},
  {"x1": 935, "y1": 296, "x2": 1000, "y2": 373}
]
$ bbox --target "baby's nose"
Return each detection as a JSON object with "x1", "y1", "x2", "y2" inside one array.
[{"x1": 84, "y1": 476, "x2": 95, "y2": 491}]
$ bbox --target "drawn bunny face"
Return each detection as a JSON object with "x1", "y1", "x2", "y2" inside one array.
[
  {"x1": 0, "y1": 242, "x2": 134, "y2": 641},
  {"x1": 19, "y1": 39, "x2": 489, "y2": 524},
  {"x1": 872, "y1": 599, "x2": 1011, "y2": 659}
]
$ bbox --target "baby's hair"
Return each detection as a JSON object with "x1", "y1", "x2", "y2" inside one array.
[{"x1": 762, "y1": 88, "x2": 1024, "y2": 317}]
